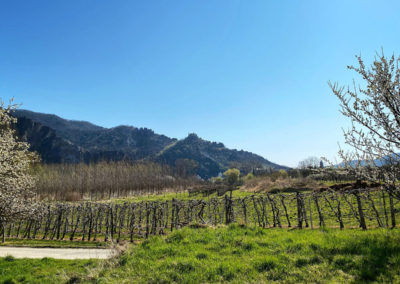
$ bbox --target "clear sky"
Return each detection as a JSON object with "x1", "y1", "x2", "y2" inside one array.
[{"x1": 1, "y1": 1, "x2": 400, "y2": 167}]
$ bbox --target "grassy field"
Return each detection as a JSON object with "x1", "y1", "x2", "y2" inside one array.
[
  {"x1": 106, "y1": 188, "x2": 253, "y2": 203},
  {"x1": 95, "y1": 225, "x2": 400, "y2": 283},
  {"x1": 0, "y1": 256, "x2": 100, "y2": 284},
  {"x1": 2, "y1": 225, "x2": 398, "y2": 283}
]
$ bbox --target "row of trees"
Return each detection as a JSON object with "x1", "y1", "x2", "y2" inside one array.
[{"x1": 36, "y1": 161, "x2": 199, "y2": 201}]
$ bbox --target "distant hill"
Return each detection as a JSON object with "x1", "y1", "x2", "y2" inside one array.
[
  {"x1": 12, "y1": 109, "x2": 288, "y2": 178},
  {"x1": 156, "y1": 133, "x2": 287, "y2": 178},
  {"x1": 335, "y1": 153, "x2": 400, "y2": 168}
]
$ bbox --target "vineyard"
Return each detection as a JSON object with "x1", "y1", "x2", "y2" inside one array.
[{"x1": 2, "y1": 187, "x2": 399, "y2": 243}]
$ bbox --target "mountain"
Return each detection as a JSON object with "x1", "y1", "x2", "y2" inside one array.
[
  {"x1": 13, "y1": 110, "x2": 176, "y2": 163},
  {"x1": 336, "y1": 153, "x2": 400, "y2": 168},
  {"x1": 156, "y1": 133, "x2": 287, "y2": 178},
  {"x1": 12, "y1": 109, "x2": 288, "y2": 178}
]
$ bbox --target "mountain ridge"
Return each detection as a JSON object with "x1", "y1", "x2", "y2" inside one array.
[{"x1": 12, "y1": 109, "x2": 288, "y2": 178}]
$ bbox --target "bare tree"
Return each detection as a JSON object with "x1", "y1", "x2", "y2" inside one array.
[
  {"x1": 298, "y1": 156, "x2": 320, "y2": 169},
  {"x1": 0, "y1": 99, "x2": 39, "y2": 241},
  {"x1": 329, "y1": 51, "x2": 400, "y2": 201}
]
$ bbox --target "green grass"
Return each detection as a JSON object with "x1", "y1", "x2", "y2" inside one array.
[
  {"x1": 0, "y1": 238, "x2": 109, "y2": 248},
  {"x1": 2, "y1": 226, "x2": 400, "y2": 283},
  {"x1": 95, "y1": 226, "x2": 400, "y2": 283},
  {"x1": 320, "y1": 180, "x2": 356, "y2": 186},
  {"x1": 108, "y1": 188, "x2": 253, "y2": 203},
  {"x1": 0, "y1": 257, "x2": 100, "y2": 284}
]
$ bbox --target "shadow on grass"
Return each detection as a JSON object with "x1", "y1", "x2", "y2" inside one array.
[{"x1": 322, "y1": 234, "x2": 400, "y2": 282}]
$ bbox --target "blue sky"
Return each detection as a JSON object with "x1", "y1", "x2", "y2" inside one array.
[{"x1": 1, "y1": 1, "x2": 400, "y2": 167}]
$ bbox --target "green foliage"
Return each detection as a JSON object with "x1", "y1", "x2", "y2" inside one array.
[
  {"x1": 210, "y1": 176, "x2": 223, "y2": 184},
  {"x1": 243, "y1": 172, "x2": 255, "y2": 180},
  {"x1": 223, "y1": 168, "x2": 240, "y2": 186},
  {"x1": 269, "y1": 169, "x2": 289, "y2": 181}
]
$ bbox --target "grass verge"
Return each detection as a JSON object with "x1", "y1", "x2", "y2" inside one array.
[
  {"x1": 0, "y1": 256, "x2": 99, "y2": 284},
  {"x1": 2, "y1": 226, "x2": 400, "y2": 283}
]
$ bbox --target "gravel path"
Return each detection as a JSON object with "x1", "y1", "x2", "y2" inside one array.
[{"x1": 0, "y1": 247, "x2": 116, "y2": 259}]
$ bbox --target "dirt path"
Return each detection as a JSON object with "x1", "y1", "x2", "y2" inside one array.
[{"x1": 0, "y1": 247, "x2": 116, "y2": 259}]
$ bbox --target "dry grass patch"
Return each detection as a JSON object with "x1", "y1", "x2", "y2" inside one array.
[{"x1": 242, "y1": 177, "x2": 324, "y2": 193}]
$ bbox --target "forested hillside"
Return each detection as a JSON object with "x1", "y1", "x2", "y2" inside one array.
[{"x1": 12, "y1": 110, "x2": 287, "y2": 178}]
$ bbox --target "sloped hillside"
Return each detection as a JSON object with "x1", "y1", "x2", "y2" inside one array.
[
  {"x1": 157, "y1": 133, "x2": 287, "y2": 178},
  {"x1": 12, "y1": 110, "x2": 287, "y2": 178}
]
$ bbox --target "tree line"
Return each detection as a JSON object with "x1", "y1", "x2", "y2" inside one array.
[{"x1": 35, "y1": 161, "x2": 200, "y2": 201}]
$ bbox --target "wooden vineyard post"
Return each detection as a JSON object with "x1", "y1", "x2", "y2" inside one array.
[
  {"x1": 252, "y1": 196, "x2": 262, "y2": 227},
  {"x1": 87, "y1": 205, "x2": 94, "y2": 241},
  {"x1": 354, "y1": 191, "x2": 367, "y2": 230},
  {"x1": 324, "y1": 192, "x2": 344, "y2": 230},
  {"x1": 151, "y1": 203, "x2": 157, "y2": 235},
  {"x1": 308, "y1": 197, "x2": 313, "y2": 229},
  {"x1": 117, "y1": 204, "x2": 126, "y2": 243},
  {"x1": 70, "y1": 205, "x2": 82, "y2": 241},
  {"x1": 138, "y1": 203, "x2": 143, "y2": 236},
  {"x1": 93, "y1": 207, "x2": 102, "y2": 242},
  {"x1": 268, "y1": 194, "x2": 280, "y2": 228},
  {"x1": 389, "y1": 190, "x2": 396, "y2": 229},
  {"x1": 301, "y1": 196, "x2": 309, "y2": 228},
  {"x1": 171, "y1": 199, "x2": 175, "y2": 231},
  {"x1": 42, "y1": 205, "x2": 52, "y2": 240},
  {"x1": 212, "y1": 199, "x2": 218, "y2": 225},
  {"x1": 104, "y1": 205, "x2": 110, "y2": 242},
  {"x1": 175, "y1": 201, "x2": 181, "y2": 229},
  {"x1": 145, "y1": 203, "x2": 150, "y2": 239},
  {"x1": 164, "y1": 202, "x2": 169, "y2": 231},
  {"x1": 198, "y1": 201, "x2": 206, "y2": 224},
  {"x1": 314, "y1": 195, "x2": 324, "y2": 228},
  {"x1": 378, "y1": 191, "x2": 386, "y2": 228},
  {"x1": 381, "y1": 191, "x2": 389, "y2": 227},
  {"x1": 241, "y1": 198, "x2": 247, "y2": 225},
  {"x1": 224, "y1": 194, "x2": 234, "y2": 225},
  {"x1": 280, "y1": 195, "x2": 291, "y2": 227},
  {"x1": 296, "y1": 192, "x2": 303, "y2": 229},
  {"x1": 335, "y1": 195, "x2": 344, "y2": 230},
  {"x1": 367, "y1": 191, "x2": 383, "y2": 227},
  {"x1": 265, "y1": 195, "x2": 274, "y2": 228},
  {"x1": 129, "y1": 204, "x2": 136, "y2": 243}
]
